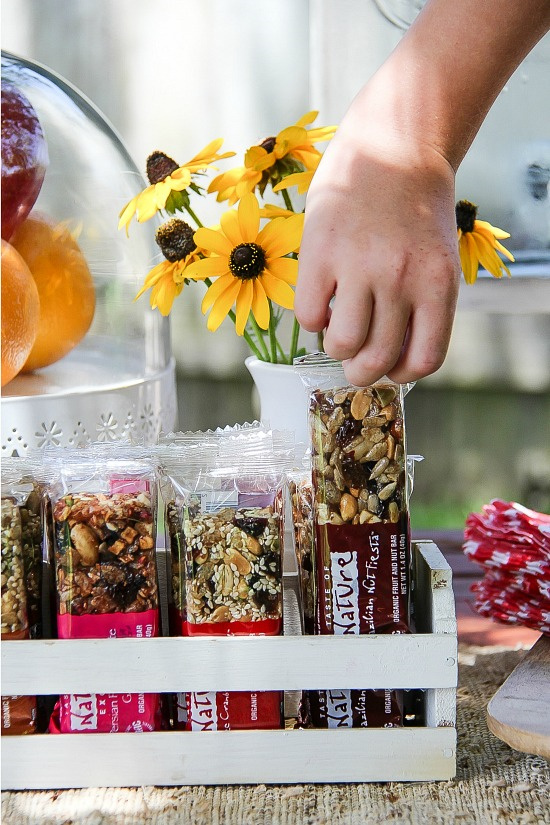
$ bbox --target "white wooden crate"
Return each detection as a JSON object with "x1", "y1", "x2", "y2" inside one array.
[{"x1": 1, "y1": 540, "x2": 457, "y2": 788}]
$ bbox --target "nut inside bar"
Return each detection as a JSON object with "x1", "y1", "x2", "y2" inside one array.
[{"x1": 53, "y1": 491, "x2": 158, "y2": 617}]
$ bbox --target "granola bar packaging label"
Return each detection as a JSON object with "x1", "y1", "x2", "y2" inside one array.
[
  {"x1": 50, "y1": 692, "x2": 158, "y2": 734},
  {"x1": 306, "y1": 689, "x2": 403, "y2": 728},
  {"x1": 315, "y1": 520, "x2": 410, "y2": 636},
  {"x1": 1, "y1": 694, "x2": 37, "y2": 735},
  {"x1": 186, "y1": 691, "x2": 282, "y2": 731}
]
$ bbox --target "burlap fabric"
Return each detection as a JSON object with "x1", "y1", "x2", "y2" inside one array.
[{"x1": 2, "y1": 645, "x2": 549, "y2": 825}]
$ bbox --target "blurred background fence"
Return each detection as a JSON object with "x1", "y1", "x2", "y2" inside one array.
[{"x1": 2, "y1": 0, "x2": 549, "y2": 526}]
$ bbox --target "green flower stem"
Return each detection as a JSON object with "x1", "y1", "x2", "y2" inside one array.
[
  {"x1": 289, "y1": 316, "x2": 300, "y2": 364},
  {"x1": 281, "y1": 189, "x2": 294, "y2": 213},
  {"x1": 280, "y1": 186, "x2": 303, "y2": 363},
  {"x1": 317, "y1": 331, "x2": 324, "y2": 352},
  {"x1": 203, "y1": 277, "x2": 263, "y2": 361},
  {"x1": 248, "y1": 315, "x2": 271, "y2": 362},
  {"x1": 185, "y1": 204, "x2": 203, "y2": 229},
  {"x1": 267, "y1": 300, "x2": 279, "y2": 363}
]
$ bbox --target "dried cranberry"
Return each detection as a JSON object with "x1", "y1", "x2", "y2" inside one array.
[
  {"x1": 335, "y1": 418, "x2": 361, "y2": 447},
  {"x1": 340, "y1": 455, "x2": 368, "y2": 488},
  {"x1": 234, "y1": 515, "x2": 267, "y2": 537},
  {"x1": 252, "y1": 588, "x2": 279, "y2": 610}
]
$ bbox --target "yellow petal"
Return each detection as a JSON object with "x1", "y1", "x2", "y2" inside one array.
[
  {"x1": 220, "y1": 208, "x2": 242, "y2": 247},
  {"x1": 207, "y1": 279, "x2": 241, "y2": 331},
  {"x1": 135, "y1": 261, "x2": 170, "y2": 299},
  {"x1": 275, "y1": 126, "x2": 306, "y2": 158},
  {"x1": 472, "y1": 233, "x2": 510, "y2": 278},
  {"x1": 290, "y1": 146, "x2": 323, "y2": 170},
  {"x1": 294, "y1": 111, "x2": 318, "y2": 128},
  {"x1": 168, "y1": 168, "x2": 193, "y2": 191},
  {"x1": 259, "y1": 203, "x2": 295, "y2": 218},
  {"x1": 251, "y1": 279, "x2": 271, "y2": 329},
  {"x1": 186, "y1": 256, "x2": 228, "y2": 280},
  {"x1": 259, "y1": 213, "x2": 304, "y2": 257},
  {"x1": 153, "y1": 180, "x2": 172, "y2": 210},
  {"x1": 118, "y1": 195, "x2": 139, "y2": 233},
  {"x1": 201, "y1": 272, "x2": 236, "y2": 313},
  {"x1": 273, "y1": 171, "x2": 314, "y2": 194},
  {"x1": 265, "y1": 256, "x2": 299, "y2": 286},
  {"x1": 235, "y1": 278, "x2": 254, "y2": 335},
  {"x1": 305, "y1": 125, "x2": 338, "y2": 142},
  {"x1": 475, "y1": 219, "x2": 510, "y2": 240},
  {"x1": 245, "y1": 145, "x2": 269, "y2": 169},
  {"x1": 238, "y1": 194, "x2": 260, "y2": 242},
  {"x1": 134, "y1": 187, "x2": 158, "y2": 222},
  {"x1": 193, "y1": 227, "x2": 233, "y2": 257},
  {"x1": 458, "y1": 232, "x2": 478, "y2": 284},
  {"x1": 260, "y1": 270, "x2": 295, "y2": 309},
  {"x1": 494, "y1": 239, "x2": 515, "y2": 263}
]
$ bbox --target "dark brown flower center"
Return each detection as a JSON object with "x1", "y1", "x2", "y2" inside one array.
[
  {"x1": 260, "y1": 136, "x2": 276, "y2": 153},
  {"x1": 156, "y1": 219, "x2": 196, "y2": 262},
  {"x1": 229, "y1": 243, "x2": 266, "y2": 280},
  {"x1": 146, "y1": 151, "x2": 179, "y2": 185},
  {"x1": 456, "y1": 200, "x2": 477, "y2": 233}
]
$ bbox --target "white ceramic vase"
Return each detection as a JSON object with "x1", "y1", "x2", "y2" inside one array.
[{"x1": 245, "y1": 356, "x2": 310, "y2": 445}]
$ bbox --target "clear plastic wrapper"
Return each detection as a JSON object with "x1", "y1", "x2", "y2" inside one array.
[
  {"x1": 295, "y1": 353, "x2": 414, "y2": 728},
  {"x1": 1, "y1": 459, "x2": 46, "y2": 735},
  {"x1": 288, "y1": 470, "x2": 315, "y2": 635},
  {"x1": 46, "y1": 447, "x2": 162, "y2": 733},
  {"x1": 159, "y1": 426, "x2": 294, "y2": 731}
]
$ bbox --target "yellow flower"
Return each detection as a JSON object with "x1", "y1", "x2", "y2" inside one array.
[
  {"x1": 185, "y1": 194, "x2": 304, "y2": 335},
  {"x1": 456, "y1": 200, "x2": 515, "y2": 284},
  {"x1": 118, "y1": 139, "x2": 235, "y2": 233},
  {"x1": 134, "y1": 218, "x2": 206, "y2": 315},
  {"x1": 208, "y1": 111, "x2": 336, "y2": 204}
]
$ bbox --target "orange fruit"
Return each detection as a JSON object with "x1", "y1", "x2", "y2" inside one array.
[
  {"x1": 1, "y1": 240, "x2": 40, "y2": 386},
  {"x1": 10, "y1": 213, "x2": 95, "y2": 372}
]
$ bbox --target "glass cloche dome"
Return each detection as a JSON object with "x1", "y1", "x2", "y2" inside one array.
[{"x1": 1, "y1": 52, "x2": 177, "y2": 454}]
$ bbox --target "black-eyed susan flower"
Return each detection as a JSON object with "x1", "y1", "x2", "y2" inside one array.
[
  {"x1": 185, "y1": 194, "x2": 304, "y2": 335},
  {"x1": 118, "y1": 139, "x2": 235, "y2": 233},
  {"x1": 456, "y1": 200, "x2": 515, "y2": 284},
  {"x1": 208, "y1": 111, "x2": 336, "y2": 204},
  {"x1": 135, "y1": 219, "x2": 206, "y2": 316}
]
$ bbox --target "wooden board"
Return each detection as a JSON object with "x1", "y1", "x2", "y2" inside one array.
[{"x1": 487, "y1": 634, "x2": 550, "y2": 759}]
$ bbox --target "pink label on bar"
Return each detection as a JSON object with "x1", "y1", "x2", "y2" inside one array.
[
  {"x1": 52, "y1": 609, "x2": 161, "y2": 734},
  {"x1": 109, "y1": 477, "x2": 150, "y2": 494},
  {"x1": 57, "y1": 609, "x2": 159, "y2": 640},
  {"x1": 51, "y1": 692, "x2": 159, "y2": 734}
]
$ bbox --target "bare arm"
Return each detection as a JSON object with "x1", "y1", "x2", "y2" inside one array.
[{"x1": 294, "y1": 0, "x2": 550, "y2": 386}]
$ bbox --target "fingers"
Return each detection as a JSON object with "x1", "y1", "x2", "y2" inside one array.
[
  {"x1": 322, "y1": 279, "x2": 373, "y2": 361},
  {"x1": 293, "y1": 252, "x2": 334, "y2": 334},
  {"x1": 338, "y1": 296, "x2": 411, "y2": 387},
  {"x1": 386, "y1": 295, "x2": 458, "y2": 385}
]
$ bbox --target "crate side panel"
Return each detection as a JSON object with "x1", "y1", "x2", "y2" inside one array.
[{"x1": 1, "y1": 728, "x2": 457, "y2": 789}]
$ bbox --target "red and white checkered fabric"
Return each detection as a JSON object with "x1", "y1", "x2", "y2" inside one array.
[{"x1": 464, "y1": 500, "x2": 550, "y2": 635}]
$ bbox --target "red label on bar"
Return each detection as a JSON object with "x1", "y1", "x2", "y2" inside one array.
[
  {"x1": 186, "y1": 690, "x2": 282, "y2": 731},
  {"x1": 183, "y1": 617, "x2": 281, "y2": 637},
  {"x1": 315, "y1": 519, "x2": 410, "y2": 635}
]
